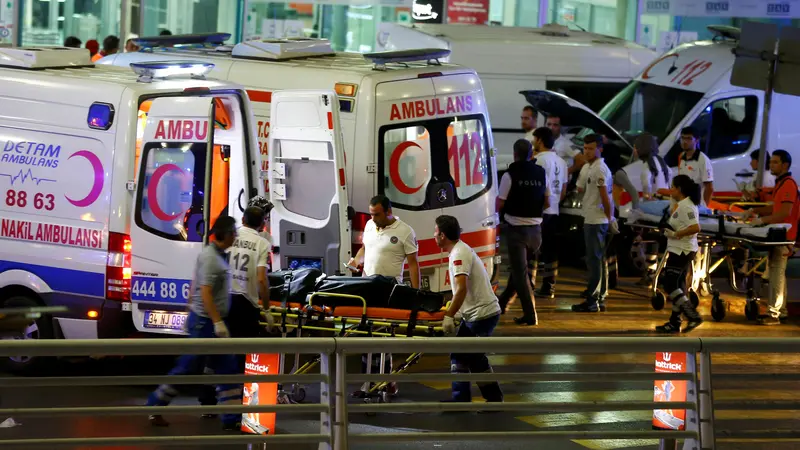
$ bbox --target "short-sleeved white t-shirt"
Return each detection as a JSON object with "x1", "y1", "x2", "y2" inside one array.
[
  {"x1": 630, "y1": 159, "x2": 672, "y2": 196},
  {"x1": 666, "y1": 197, "x2": 700, "y2": 255},
  {"x1": 554, "y1": 134, "x2": 580, "y2": 168},
  {"x1": 229, "y1": 227, "x2": 271, "y2": 307},
  {"x1": 581, "y1": 158, "x2": 613, "y2": 225},
  {"x1": 448, "y1": 240, "x2": 501, "y2": 322},
  {"x1": 678, "y1": 151, "x2": 713, "y2": 205},
  {"x1": 362, "y1": 218, "x2": 418, "y2": 283},
  {"x1": 535, "y1": 150, "x2": 568, "y2": 215}
]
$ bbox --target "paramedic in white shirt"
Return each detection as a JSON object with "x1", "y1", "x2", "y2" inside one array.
[
  {"x1": 677, "y1": 126, "x2": 714, "y2": 206},
  {"x1": 348, "y1": 195, "x2": 420, "y2": 287},
  {"x1": 655, "y1": 174, "x2": 704, "y2": 334},
  {"x1": 347, "y1": 195, "x2": 419, "y2": 397},
  {"x1": 572, "y1": 134, "x2": 614, "y2": 313},
  {"x1": 228, "y1": 203, "x2": 274, "y2": 338},
  {"x1": 546, "y1": 114, "x2": 584, "y2": 176},
  {"x1": 743, "y1": 149, "x2": 776, "y2": 201},
  {"x1": 522, "y1": 106, "x2": 537, "y2": 143},
  {"x1": 531, "y1": 127, "x2": 568, "y2": 298},
  {"x1": 435, "y1": 215, "x2": 503, "y2": 404}
]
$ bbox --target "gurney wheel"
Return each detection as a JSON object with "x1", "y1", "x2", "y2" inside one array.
[
  {"x1": 711, "y1": 295, "x2": 726, "y2": 322},
  {"x1": 291, "y1": 386, "x2": 306, "y2": 403},
  {"x1": 744, "y1": 301, "x2": 759, "y2": 321},
  {"x1": 651, "y1": 292, "x2": 666, "y2": 311},
  {"x1": 689, "y1": 291, "x2": 700, "y2": 309},
  {"x1": 381, "y1": 391, "x2": 393, "y2": 404}
]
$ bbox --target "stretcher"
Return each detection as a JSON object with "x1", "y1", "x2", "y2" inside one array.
[
  {"x1": 260, "y1": 280, "x2": 448, "y2": 406},
  {"x1": 621, "y1": 202, "x2": 794, "y2": 321}
]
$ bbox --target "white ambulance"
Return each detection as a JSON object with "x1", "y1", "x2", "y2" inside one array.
[
  {"x1": 523, "y1": 26, "x2": 800, "y2": 272},
  {"x1": 374, "y1": 22, "x2": 657, "y2": 171},
  {"x1": 0, "y1": 47, "x2": 266, "y2": 371},
  {"x1": 99, "y1": 35, "x2": 500, "y2": 294}
]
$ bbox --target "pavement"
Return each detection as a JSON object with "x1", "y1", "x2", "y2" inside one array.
[{"x1": 1, "y1": 267, "x2": 799, "y2": 450}]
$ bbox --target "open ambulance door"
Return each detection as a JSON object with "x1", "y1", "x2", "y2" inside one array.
[
  {"x1": 267, "y1": 90, "x2": 351, "y2": 276},
  {"x1": 129, "y1": 96, "x2": 218, "y2": 335}
]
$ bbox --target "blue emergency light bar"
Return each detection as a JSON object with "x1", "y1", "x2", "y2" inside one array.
[
  {"x1": 131, "y1": 61, "x2": 215, "y2": 82},
  {"x1": 133, "y1": 32, "x2": 231, "y2": 50},
  {"x1": 362, "y1": 48, "x2": 451, "y2": 69}
]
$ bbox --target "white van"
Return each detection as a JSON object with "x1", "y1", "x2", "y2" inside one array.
[
  {"x1": 522, "y1": 26, "x2": 797, "y2": 271},
  {"x1": 99, "y1": 35, "x2": 500, "y2": 294},
  {"x1": 0, "y1": 47, "x2": 263, "y2": 371},
  {"x1": 374, "y1": 22, "x2": 657, "y2": 171}
]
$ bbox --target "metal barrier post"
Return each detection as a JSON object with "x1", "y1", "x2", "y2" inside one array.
[
  {"x1": 697, "y1": 350, "x2": 716, "y2": 450},
  {"x1": 335, "y1": 350, "x2": 349, "y2": 450},
  {"x1": 681, "y1": 352, "x2": 699, "y2": 450},
  {"x1": 659, "y1": 438, "x2": 678, "y2": 450},
  {"x1": 319, "y1": 352, "x2": 334, "y2": 450}
]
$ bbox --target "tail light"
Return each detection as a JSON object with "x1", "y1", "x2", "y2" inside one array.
[
  {"x1": 106, "y1": 232, "x2": 132, "y2": 301},
  {"x1": 350, "y1": 211, "x2": 370, "y2": 259}
]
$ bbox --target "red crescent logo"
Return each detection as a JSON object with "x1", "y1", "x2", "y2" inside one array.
[
  {"x1": 389, "y1": 141, "x2": 425, "y2": 195},
  {"x1": 147, "y1": 164, "x2": 186, "y2": 221},
  {"x1": 65, "y1": 150, "x2": 105, "y2": 208},
  {"x1": 641, "y1": 53, "x2": 678, "y2": 80}
]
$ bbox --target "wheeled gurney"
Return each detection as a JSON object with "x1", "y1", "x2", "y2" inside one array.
[
  {"x1": 621, "y1": 202, "x2": 794, "y2": 321},
  {"x1": 259, "y1": 269, "x2": 448, "y2": 405}
]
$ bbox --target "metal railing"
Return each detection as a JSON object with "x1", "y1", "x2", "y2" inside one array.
[{"x1": 0, "y1": 337, "x2": 796, "y2": 449}]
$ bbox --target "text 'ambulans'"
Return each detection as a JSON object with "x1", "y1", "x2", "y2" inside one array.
[
  {"x1": 1, "y1": 141, "x2": 61, "y2": 168},
  {"x1": 0, "y1": 218, "x2": 103, "y2": 249},
  {"x1": 390, "y1": 95, "x2": 474, "y2": 122}
]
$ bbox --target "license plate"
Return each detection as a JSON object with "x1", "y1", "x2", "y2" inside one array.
[{"x1": 143, "y1": 310, "x2": 188, "y2": 330}]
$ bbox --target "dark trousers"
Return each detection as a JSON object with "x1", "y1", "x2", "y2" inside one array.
[
  {"x1": 663, "y1": 251, "x2": 699, "y2": 323},
  {"x1": 451, "y1": 314, "x2": 503, "y2": 402},
  {"x1": 498, "y1": 225, "x2": 542, "y2": 320},
  {"x1": 538, "y1": 214, "x2": 559, "y2": 292},
  {"x1": 199, "y1": 294, "x2": 263, "y2": 406},
  {"x1": 148, "y1": 312, "x2": 242, "y2": 426}
]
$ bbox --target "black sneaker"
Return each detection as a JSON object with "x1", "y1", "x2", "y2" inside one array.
[
  {"x1": 149, "y1": 414, "x2": 169, "y2": 427},
  {"x1": 534, "y1": 288, "x2": 555, "y2": 299},
  {"x1": 655, "y1": 321, "x2": 682, "y2": 334},
  {"x1": 758, "y1": 316, "x2": 781, "y2": 326},
  {"x1": 571, "y1": 302, "x2": 599, "y2": 313},
  {"x1": 513, "y1": 316, "x2": 537, "y2": 326},
  {"x1": 683, "y1": 318, "x2": 704, "y2": 333}
]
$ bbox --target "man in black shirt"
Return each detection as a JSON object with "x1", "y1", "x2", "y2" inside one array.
[{"x1": 496, "y1": 139, "x2": 549, "y2": 326}]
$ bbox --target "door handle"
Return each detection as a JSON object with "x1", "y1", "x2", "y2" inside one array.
[
  {"x1": 735, "y1": 171, "x2": 754, "y2": 177},
  {"x1": 237, "y1": 189, "x2": 246, "y2": 212}
]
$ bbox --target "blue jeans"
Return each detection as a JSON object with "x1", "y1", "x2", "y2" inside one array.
[
  {"x1": 584, "y1": 224, "x2": 609, "y2": 303},
  {"x1": 451, "y1": 314, "x2": 503, "y2": 402},
  {"x1": 147, "y1": 312, "x2": 242, "y2": 426}
]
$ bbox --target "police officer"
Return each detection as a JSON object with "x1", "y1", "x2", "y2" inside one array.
[
  {"x1": 531, "y1": 127, "x2": 568, "y2": 298},
  {"x1": 147, "y1": 215, "x2": 242, "y2": 430},
  {"x1": 497, "y1": 139, "x2": 549, "y2": 325}
]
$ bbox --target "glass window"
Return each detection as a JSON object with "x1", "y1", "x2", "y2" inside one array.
[
  {"x1": 21, "y1": 0, "x2": 122, "y2": 46},
  {"x1": 139, "y1": 0, "x2": 237, "y2": 40},
  {"x1": 136, "y1": 143, "x2": 206, "y2": 242},
  {"x1": 549, "y1": 0, "x2": 627, "y2": 38},
  {"x1": 665, "y1": 96, "x2": 759, "y2": 164},
  {"x1": 448, "y1": 119, "x2": 488, "y2": 200},
  {"x1": 382, "y1": 125, "x2": 433, "y2": 208}
]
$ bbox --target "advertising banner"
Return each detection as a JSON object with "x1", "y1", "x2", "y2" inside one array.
[
  {"x1": 641, "y1": 0, "x2": 800, "y2": 18},
  {"x1": 653, "y1": 351, "x2": 688, "y2": 431},
  {"x1": 447, "y1": 0, "x2": 490, "y2": 25},
  {"x1": 241, "y1": 353, "x2": 281, "y2": 436}
]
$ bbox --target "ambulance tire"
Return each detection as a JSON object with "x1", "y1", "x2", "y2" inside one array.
[{"x1": 1, "y1": 295, "x2": 53, "y2": 374}]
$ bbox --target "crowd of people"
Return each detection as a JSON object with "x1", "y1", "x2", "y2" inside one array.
[{"x1": 62, "y1": 29, "x2": 173, "y2": 61}]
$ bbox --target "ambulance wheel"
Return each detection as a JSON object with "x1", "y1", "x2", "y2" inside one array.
[
  {"x1": 689, "y1": 291, "x2": 700, "y2": 309},
  {"x1": 1, "y1": 295, "x2": 53, "y2": 374},
  {"x1": 744, "y1": 301, "x2": 759, "y2": 321},
  {"x1": 291, "y1": 386, "x2": 306, "y2": 403},
  {"x1": 651, "y1": 292, "x2": 666, "y2": 311},
  {"x1": 711, "y1": 294, "x2": 727, "y2": 322}
]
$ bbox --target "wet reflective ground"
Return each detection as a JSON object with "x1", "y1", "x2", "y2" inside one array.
[{"x1": 1, "y1": 267, "x2": 799, "y2": 450}]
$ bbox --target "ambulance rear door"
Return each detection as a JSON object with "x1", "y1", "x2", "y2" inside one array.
[
  {"x1": 129, "y1": 96, "x2": 217, "y2": 335},
  {"x1": 267, "y1": 90, "x2": 351, "y2": 276}
]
